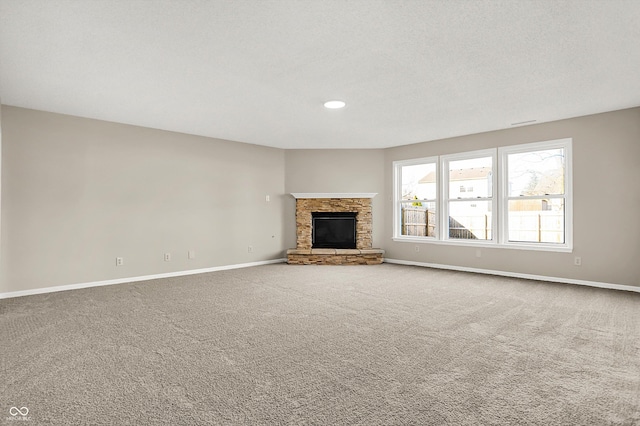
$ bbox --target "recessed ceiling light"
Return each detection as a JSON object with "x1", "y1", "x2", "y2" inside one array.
[{"x1": 324, "y1": 100, "x2": 346, "y2": 109}]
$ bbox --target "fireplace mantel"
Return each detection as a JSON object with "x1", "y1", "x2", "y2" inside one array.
[{"x1": 290, "y1": 193, "x2": 377, "y2": 199}]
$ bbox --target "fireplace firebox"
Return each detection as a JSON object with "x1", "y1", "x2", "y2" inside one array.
[{"x1": 312, "y1": 212, "x2": 357, "y2": 249}]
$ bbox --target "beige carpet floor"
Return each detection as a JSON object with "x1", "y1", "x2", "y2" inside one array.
[{"x1": 1, "y1": 264, "x2": 639, "y2": 425}]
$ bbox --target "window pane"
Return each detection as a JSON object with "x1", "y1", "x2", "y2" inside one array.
[
  {"x1": 401, "y1": 202, "x2": 436, "y2": 237},
  {"x1": 401, "y1": 163, "x2": 436, "y2": 201},
  {"x1": 508, "y1": 148, "x2": 565, "y2": 196},
  {"x1": 449, "y1": 157, "x2": 492, "y2": 198},
  {"x1": 448, "y1": 200, "x2": 492, "y2": 240},
  {"x1": 508, "y1": 199, "x2": 564, "y2": 243}
]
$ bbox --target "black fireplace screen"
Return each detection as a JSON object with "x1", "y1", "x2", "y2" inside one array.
[{"x1": 312, "y1": 212, "x2": 357, "y2": 249}]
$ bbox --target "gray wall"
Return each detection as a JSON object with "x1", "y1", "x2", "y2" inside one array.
[
  {"x1": 284, "y1": 149, "x2": 386, "y2": 249},
  {"x1": 2, "y1": 105, "x2": 638, "y2": 294},
  {"x1": 384, "y1": 108, "x2": 640, "y2": 288},
  {"x1": 1, "y1": 106, "x2": 286, "y2": 293},
  {"x1": 0, "y1": 102, "x2": 2, "y2": 273}
]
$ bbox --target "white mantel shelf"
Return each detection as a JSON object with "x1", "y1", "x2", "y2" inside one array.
[{"x1": 290, "y1": 193, "x2": 378, "y2": 199}]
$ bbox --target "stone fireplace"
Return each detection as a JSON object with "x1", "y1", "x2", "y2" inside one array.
[{"x1": 287, "y1": 193, "x2": 384, "y2": 265}]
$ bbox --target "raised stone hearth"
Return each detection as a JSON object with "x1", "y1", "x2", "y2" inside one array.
[
  {"x1": 287, "y1": 193, "x2": 384, "y2": 265},
  {"x1": 287, "y1": 248, "x2": 385, "y2": 265}
]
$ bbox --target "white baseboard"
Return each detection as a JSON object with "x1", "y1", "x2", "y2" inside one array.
[
  {"x1": 4, "y1": 257, "x2": 636, "y2": 299},
  {"x1": 384, "y1": 258, "x2": 640, "y2": 294},
  {"x1": 0, "y1": 259, "x2": 287, "y2": 300}
]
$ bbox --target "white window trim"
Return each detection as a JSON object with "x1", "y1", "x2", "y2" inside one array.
[
  {"x1": 392, "y1": 139, "x2": 573, "y2": 253},
  {"x1": 440, "y1": 148, "x2": 497, "y2": 243},
  {"x1": 498, "y1": 138, "x2": 573, "y2": 251},
  {"x1": 393, "y1": 156, "x2": 438, "y2": 241}
]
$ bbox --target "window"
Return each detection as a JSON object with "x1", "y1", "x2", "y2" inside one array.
[
  {"x1": 394, "y1": 157, "x2": 438, "y2": 238},
  {"x1": 443, "y1": 150, "x2": 495, "y2": 241},
  {"x1": 499, "y1": 139, "x2": 572, "y2": 247},
  {"x1": 393, "y1": 139, "x2": 572, "y2": 251}
]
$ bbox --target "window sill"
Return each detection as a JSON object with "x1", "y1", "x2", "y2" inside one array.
[{"x1": 391, "y1": 236, "x2": 573, "y2": 253}]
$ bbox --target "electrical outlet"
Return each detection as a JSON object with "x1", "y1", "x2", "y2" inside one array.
[
  {"x1": 164, "y1": 253, "x2": 171, "y2": 262},
  {"x1": 574, "y1": 256, "x2": 581, "y2": 266},
  {"x1": 188, "y1": 250, "x2": 196, "y2": 259},
  {"x1": 265, "y1": 195, "x2": 270, "y2": 202},
  {"x1": 116, "y1": 257, "x2": 124, "y2": 266},
  {"x1": 248, "y1": 246, "x2": 253, "y2": 253},
  {"x1": 414, "y1": 245, "x2": 420, "y2": 252}
]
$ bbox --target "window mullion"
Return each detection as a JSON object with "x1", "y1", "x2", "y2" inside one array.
[
  {"x1": 498, "y1": 147, "x2": 507, "y2": 245},
  {"x1": 450, "y1": 197, "x2": 493, "y2": 202},
  {"x1": 440, "y1": 158, "x2": 447, "y2": 241},
  {"x1": 507, "y1": 194, "x2": 565, "y2": 201}
]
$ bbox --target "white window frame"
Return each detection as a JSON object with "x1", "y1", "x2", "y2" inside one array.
[
  {"x1": 393, "y1": 156, "x2": 439, "y2": 241},
  {"x1": 441, "y1": 149, "x2": 497, "y2": 244},
  {"x1": 392, "y1": 138, "x2": 573, "y2": 252},
  {"x1": 498, "y1": 138, "x2": 572, "y2": 251}
]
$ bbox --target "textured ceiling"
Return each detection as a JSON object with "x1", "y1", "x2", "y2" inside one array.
[{"x1": 1, "y1": 0, "x2": 639, "y2": 149}]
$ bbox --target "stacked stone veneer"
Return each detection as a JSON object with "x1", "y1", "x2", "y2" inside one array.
[{"x1": 287, "y1": 197, "x2": 384, "y2": 265}]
